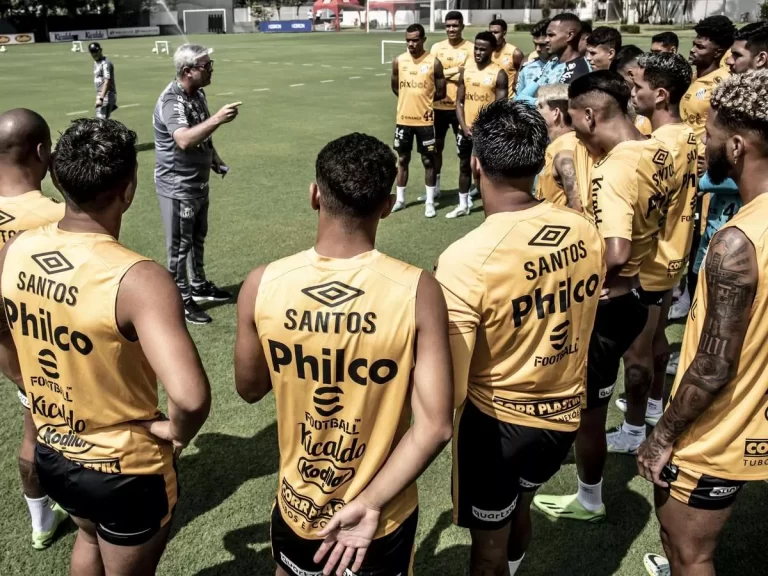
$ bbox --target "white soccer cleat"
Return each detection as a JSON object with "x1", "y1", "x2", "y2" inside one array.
[
  {"x1": 417, "y1": 191, "x2": 441, "y2": 202},
  {"x1": 606, "y1": 425, "x2": 644, "y2": 455},
  {"x1": 643, "y1": 553, "x2": 671, "y2": 576},
  {"x1": 445, "y1": 206, "x2": 470, "y2": 219},
  {"x1": 469, "y1": 184, "x2": 480, "y2": 198},
  {"x1": 391, "y1": 200, "x2": 406, "y2": 213},
  {"x1": 424, "y1": 203, "x2": 436, "y2": 218},
  {"x1": 666, "y1": 351, "x2": 680, "y2": 376},
  {"x1": 668, "y1": 292, "x2": 690, "y2": 320},
  {"x1": 614, "y1": 398, "x2": 662, "y2": 426}
]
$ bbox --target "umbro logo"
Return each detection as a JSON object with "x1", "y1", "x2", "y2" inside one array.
[
  {"x1": 0, "y1": 210, "x2": 15, "y2": 226},
  {"x1": 690, "y1": 299, "x2": 698, "y2": 321},
  {"x1": 550, "y1": 320, "x2": 570, "y2": 351},
  {"x1": 32, "y1": 251, "x2": 74, "y2": 275},
  {"x1": 687, "y1": 132, "x2": 697, "y2": 145},
  {"x1": 302, "y1": 281, "x2": 364, "y2": 308},
  {"x1": 652, "y1": 149, "x2": 670, "y2": 166},
  {"x1": 528, "y1": 225, "x2": 570, "y2": 248}
]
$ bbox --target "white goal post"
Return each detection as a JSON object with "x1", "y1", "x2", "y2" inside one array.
[
  {"x1": 152, "y1": 40, "x2": 170, "y2": 54},
  {"x1": 381, "y1": 41, "x2": 406, "y2": 65},
  {"x1": 182, "y1": 9, "x2": 227, "y2": 34},
  {"x1": 71, "y1": 41, "x2": 83, "y2": 53}
]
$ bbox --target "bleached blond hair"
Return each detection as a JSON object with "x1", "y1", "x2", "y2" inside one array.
[{"x1": 711, "y1": 70, "x2": 768, "y2": 131}]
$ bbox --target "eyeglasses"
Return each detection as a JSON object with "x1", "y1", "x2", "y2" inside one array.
[{"x1": 192, "y1": 60, "x2": 214, "y2": 72}]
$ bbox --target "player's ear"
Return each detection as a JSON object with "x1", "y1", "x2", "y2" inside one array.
[
  {"x1": 757, "y1": 50, "x2": 768, "y2": 69},
  {"x1": 729, "y1": 134, "x2": 746, "y2": 166},
  {"x1": 470, "y1": 155, "x2": 482, "y2": 183},
  {"x1": 120, "y1": 166, "x2": 138, "y2": 211},
  {"x1": 380, "y1": 194, "x2": 397, "y2": 219},
  {"x1": 656, "y1": 87, "x2": 667, "y2": 107},
  {"x1": 309, "y1": 183, "x2": 321, "y2": 212}
]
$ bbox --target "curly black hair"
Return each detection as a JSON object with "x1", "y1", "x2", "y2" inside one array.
[{"x1": 694, "y1": 15, "x2": 736, "y2": 49}]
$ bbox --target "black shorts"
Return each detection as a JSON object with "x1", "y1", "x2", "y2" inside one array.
[
  {"x1": 434, "y1": 108, "x2": 460, "y2": 141},
  {"x1": 665, "y1": 464, "x2": 746, "y2": 510},
  {"x1": 271, "y1": 504, "x2": 417, "y2": 576},
  {"x1": 35, "y1": 443, "x2": 176, "y2": 546},
  {"x1": 456, "y1": 132, "x2": 473, "y2": 159},
  {"x1": 636, "y1": 286, "x2": 668, "y2": 307},
  {"x1": 586, "y1": 291, "x2": 649, "y2": 408},
  {"x1": 452, "y1": 400, "x2": 576, "y2": 530},
  {"x1": 393, "y1": 124, "x2": 436, "y2": 156}
]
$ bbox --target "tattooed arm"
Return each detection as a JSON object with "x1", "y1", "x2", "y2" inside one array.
[
  {"x1": 553, "y1": 150, "x2": 582, "y2": 212},
  {"x1": 637, "y1": 226, "x2": 758, "y2": 487}
]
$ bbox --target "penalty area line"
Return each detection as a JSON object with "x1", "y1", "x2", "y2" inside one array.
[
  {"x1": 253, "y1": 88, "x2": 270, "y2": 92},
  {"x1": 215, "y1": 92, "x2": 234, "y2": 96},
  {"x1": 66, "y1": 110, "x2": 89, "y2": 116},
  {"x1": 120, "y1": 103, "x2": 140, "y2": 108},
  {"x1": 290, "y1": 83, "x2": 305, "y2": 87},
  {"x1": 320, "y1": 80, "x2": 334, "y2": 83}
]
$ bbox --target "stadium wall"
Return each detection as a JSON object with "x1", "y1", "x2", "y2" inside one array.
[{"x1": 468, "y1": 9, "x2": 544, "y2": 25}]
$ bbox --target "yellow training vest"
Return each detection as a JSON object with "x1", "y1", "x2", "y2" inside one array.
[
  {"x1": 492, "y1": 42, "x2": 520, "y2": 97},
  {"x1": 431, "y1": 39, "x2": 474, "y2": 110},
  {"x1": 462, "y1": 62, "x2": 501, "y2": 129},
  {"x1": 396, "y1": 51, "x2": 436, "y2": 127},
  {"x1": 0, "y1": 191, "x2": 64, "y2": 246}
]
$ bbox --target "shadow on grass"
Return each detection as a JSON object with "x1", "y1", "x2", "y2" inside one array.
[
  {"x1": 715, "y1": 480, "x2": 768, "y2": 575},
  {"x1": 198, "y1": 283, "x2": 243, "y2": 313},
  {"x1": 172, "y1": 422, "x2": 279, "y2": 539},
  {"x1": 413, "y1": 510, "x2": 469, "y2": 574},
  {"x1": 193, "y1": 521, "x2": 274, "y2": 576}
]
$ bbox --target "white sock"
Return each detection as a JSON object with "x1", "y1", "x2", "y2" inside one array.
[
  {"x1": 425, "y1": 186, "x2": 436, "y2": 205},
  {"x1": 459, "y1": 192, "x2": 469, "y2": 209},
  {"x1": 396, "y1": 186, "x2": 406, "y2": 204},
  {"x1": 647, "y1": 398, "x2": 663, "y2": 414},
  {"x1": 622, "y1": 421, "x2": 646, "y2": 440},
  {"x1": 25, "y1": 495, "x2": 54, "y2": 533},
  {"x1": 576, "y1": 477, "x2": 603, "y2": 511},
  {"x1": 436, "y1": 173, "x2": 441, "y2": 194},
  {"x1": 508, "y1": 554, "x2": 525, "y2": 575}
]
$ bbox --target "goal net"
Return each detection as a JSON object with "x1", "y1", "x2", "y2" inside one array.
[
  {"x1": 183, "y1": 9, "x2": 227, "y2": 34},
  {"x1": 152, "y1": 40, "x2": 171, "y2": 54},
  {"x1": 381, "y1": 41, "x2": 406, "y2": 65}
]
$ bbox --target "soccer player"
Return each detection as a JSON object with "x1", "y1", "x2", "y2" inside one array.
[
  {"x1": 651, "y1": 31, "x2": 679, "y2": 54},
  {"x1": 535, "y1": 84, "x2": 579, "y2": 207},
  {"x1": 153, "y1": 43, "x2": 241, "y2": 325},
  {"x1": 435, "y1": 99, "x2": 604, "y2": 576},
  {"x1": 726, "y1": 21, "x2": 768, "y2": 74},
  {"x1": 516, "y1": 18, "x2": 552, "y2": 95},
  {"x1": 533, "y1": 71, "x2": 676, "y2": 521},
  {"x1": 585, "y1": 26, "x2": 622, "y2": 71},
  {"x1": 448, "y1": 32, "x2": 508, "y2": 219},
  {"x1": 489, "y1": 18, "x2": 525, "y2": 97},
  {"x1": 0, "y1": 118, "x2": 211, "y2": 575},
  {"x1": 234, "y1": 133, "x2": 453, "y2": 576},
  {"x1": 637, "y1": 70, "x2": 768, "y2": 576},
  {"x1": 0, "y1": 109, "x2": 68, "y2": 550},
  {"x1": 430, "y1": 11, "x2": 473, "y2": 199},
  {"x1": 578, "y1": 19, "x2": 593, "y2": 56},
  {"x1": 612, "y1": 45, "x2": 653, "y2": 136},
  {"x1": 609, "y1": 52, "x2": 698, "y2": 453},
  {"x1": 391, "y1": 24, "x2": 446, "y2": 218},
  {"x1": 89, "y1": 42, "x2": 117, "y2": 120}
]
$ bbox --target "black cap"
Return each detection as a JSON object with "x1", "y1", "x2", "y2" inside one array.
[{"x1": 88, "y1": 42, "x2": 101, "y2": 53}]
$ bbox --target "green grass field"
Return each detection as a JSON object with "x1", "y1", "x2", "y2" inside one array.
[{"x1": 0, "y1": 29, "x2": 765, "y2": 576}]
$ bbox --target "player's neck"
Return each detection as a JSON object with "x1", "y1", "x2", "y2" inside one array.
[
  {"x1": 696, "y1": 61, "x2": 719, "y2": 78},
  {"x1": 0, "y1": 168, "x2": 42, "y2": 198},
  {"x1": 58, "y1": 206, "x2": 122, "y2": 240},
  {"x1": 735, "y1": 159, "x2": 768, "y2": 205},
  {"x1": 448, "y1": 36, "x2": 464, "y2": 47},
  {"x1": 558, "y1": 45, "x2": 580, "y2": 63},
  {"x1": 495, "y1": 40, "x2": 506, "y2": 52},
  {"x1": 314, "y1": 215, "x2": 377, "y2": 259},
  {"x1": 410, "y1": 49, "x2": 426, "y2": 59},
  {"x1": 650, "y1": 105, "x2": 681, "y2": 129},
  {"x1": 548, "y1": 124, "x2": 571, "y2": 141},
  {"x1": 476, "y1": 59, "x2": 492, "y2": 70},
  {"x1": 177, "y1": 77, "x2": 199, "y2": 95},
  {"x1": 482, "y1": 183, "x2": 540, "y2": 216},
  {"x1": 598, "y1": 119, "x2": 644, "y2": 151}
]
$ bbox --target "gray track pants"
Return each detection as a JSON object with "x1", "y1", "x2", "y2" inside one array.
[{"x1": 158, "y1": 195, "x2": 208, "y2": 300}]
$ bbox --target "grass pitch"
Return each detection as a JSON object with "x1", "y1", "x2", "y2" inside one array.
[{"x1": 0, "y1": 30, "x2": 764, "y2": 576}]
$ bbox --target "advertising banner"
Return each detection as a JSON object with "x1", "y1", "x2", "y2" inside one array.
[
  {"x1": 259, "y1": 20, "x2": 313, "y2": 33},
  {"x1": 107, "y1": 26, "x2": 161, "y2": 38},
  {"x1": 0, "y1": 33, "x2": 35, "y2": 45},
  {"x1": 49, "y1": 30, "x2": 107, "y2": 43}
]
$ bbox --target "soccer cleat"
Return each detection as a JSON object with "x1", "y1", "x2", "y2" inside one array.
[
  {"x1": 668, "y1": 293, "x2": 690, "y2": 320},
  {"x1": 417, "y1": 191, "x2": 441, "y2": 202},
  {"x1": 606, "y1": 425, "x2": 643, "y2": 455},
  {"x1": 614, "y1": 398, "x2": 662, "y2": 426},
  {"x1": 666, "y1": 351, "x2": 680, "y2": 376},
  {"x1": 469, "y1": 184, "x2": 480, "y2": 198},
  {"x1": 191, "y1": 281, "x2": 231, "y2": 303},
  {"x1": 445, "y1": 205, "x2": 470, "y2": 219},
  {"x1": 424, "y1": 203, "x2": 436, "y2": 218},
  {"x1": 184, "y1": 298, "x2": 212, "y2": 325},
  {"x1": 533, "y1": 493, "x2": 606, "y2": 522},
  {"x1": 392, "y1": 200, "x2": 406, "y2": 213},
  {"x1": 643, "y1": 553, "x2": 671, "y2": 576},
  {"x1": 32, "y1": 502, "x2": 69, "y2": 550}
]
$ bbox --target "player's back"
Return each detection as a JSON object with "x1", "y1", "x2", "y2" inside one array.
[
  {"x1": 0, "y1": 191, "x2": 64, "y2": 246},
  {"x1": 437, "y1": 203, "x2": 605, "y2": 432},
  {"x1": 1, "y1": 224, "x2": 170, "y2": 476},
  {"x1": 590, "y1": 137, "x2": 675, "y2": 278},
  {"x1": 255, "y1": 248, "x2": 422, "y2": 539},
  {"x1": 536, "y1": 131, "x2": 577, "y2": 206},
  {"x1": 640, "y1": 123, "x2": 698, "y2": 291}
]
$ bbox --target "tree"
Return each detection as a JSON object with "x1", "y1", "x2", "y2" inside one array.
[{"x1": 761, "y1": 1, "x2": 768, "y2": 21}]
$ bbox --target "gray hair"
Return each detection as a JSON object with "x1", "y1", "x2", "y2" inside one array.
[{"x1": 174, "y1": 44, "x2": 210, "y2": 76}]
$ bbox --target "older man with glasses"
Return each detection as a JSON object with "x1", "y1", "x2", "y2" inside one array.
[{"x1": 153, "y1": 43, "x2": 241, "y2": 325}]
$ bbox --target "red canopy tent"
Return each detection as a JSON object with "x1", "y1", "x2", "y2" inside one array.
[
  {"x1": 368, "y1": 0, "x2": 419, "y2": 31},
  {"x1": 312, "y1": 0, "x2": 364, "y2": 32}
]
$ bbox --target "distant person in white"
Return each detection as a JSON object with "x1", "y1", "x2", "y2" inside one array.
[
  {"x1": 89, "y1": 42, "x2": 117, "y2": 119},
  {"x1": 152, "y1": 44, "x2": 241, "y2": 325}
]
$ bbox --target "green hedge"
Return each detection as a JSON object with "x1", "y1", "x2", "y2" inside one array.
[
  {"x1": 514, "y1": 23, "x2": 537, "y2": 32},
  {"x1": 619, "y1": 24, "x2": 641, "y2": 34}
]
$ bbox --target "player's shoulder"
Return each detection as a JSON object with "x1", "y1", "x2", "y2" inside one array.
[
  {"x1": 546, "y1": 202, "x2": 602, "y2": 234},
  {"x1": 259, "y1": 251, "x2": 313, "y2": 287},
  {"x1": 550, "y1": 131, "x2": 578, "y2": 154},
  {"x1": 365, "y1": 252, "x2": 424, "y2": 291},
  {"x1": 430, "y1": 40, "x2": 447, "y2": 53}
]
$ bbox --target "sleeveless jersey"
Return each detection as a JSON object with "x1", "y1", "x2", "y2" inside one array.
[
  {"x1": 671, "y1": 193, "x2": 768, "y2": 481},
  {"x1": 396, "y1": 52, "x2": 436, "y2": 127},
  {"x1": 2, "y1": 224, "x2": 171, "y2": 476},
  {"x1": 0, "y1": 191, "x2": 64, "y2": 246},
  {"x1": 536, "y1": 131, "x2": 578, "y2": 206},
  {"x1": 640, "y1": 123, "x2": 698, "y2": 291},
  {"x1": 590, "y1": 137, "x2": 676, "y2": 278},
  {"x1": 681, "y1": 67, "x2": 730, "y2": 157},
  {"x1": 255, "y1": 249, "x2": 421, "y2": 539},
  {"x1": 435, "y1": 203, "x2": 606, "y2": 432},
  {"x1": 462, "y1": 62, "x2": 501, "y2": 128},
  {"x1": 492, "y1": 42, "x2": 520, "y2": 96},
  {"x1": 431, "y1": 39, "x2": 474, "y2": 110}
]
